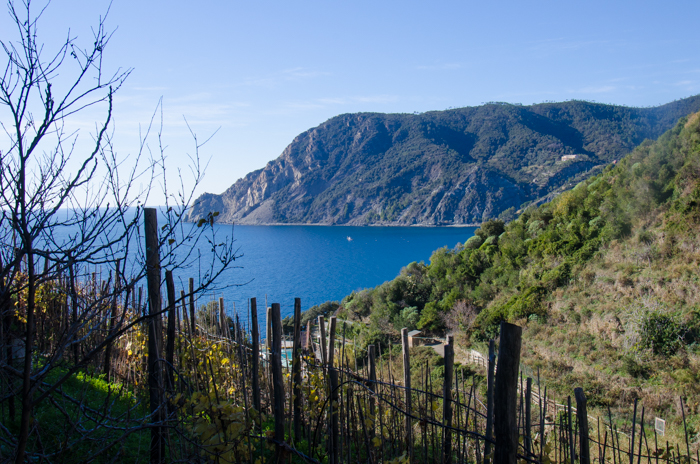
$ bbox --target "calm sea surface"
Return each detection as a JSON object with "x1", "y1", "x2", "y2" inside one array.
[
  {"x1": 42, "y1": 212, "x2": 475, "y2": 338},
  {"x1": 198, "y1": 225, "x2": 476, "y2": 332}
]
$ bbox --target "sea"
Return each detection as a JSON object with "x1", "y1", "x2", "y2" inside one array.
[
  {"x1": 41, "y1": 211, "x2": 475, "y2": 339},
  {"x1": 190, "y1": 224, "x2": 476, "y2": 335}
]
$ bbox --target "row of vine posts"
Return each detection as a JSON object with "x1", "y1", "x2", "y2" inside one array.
[
  {"x1": 141, "y1": 206, "x2": 699, "y2": 464},
  {"x1": 1, "y1": 208, "x2": 697, "y2": 463}
]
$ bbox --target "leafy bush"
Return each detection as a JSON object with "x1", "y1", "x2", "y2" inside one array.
[
  {"x1": 282, "y1": 301, "x2": 340, "y2": 334},
  {"x1": 475, "y1": 219, "x2": 505, "y2": 240},
  {"x1": 640, "y1": 312, "x2": 685, "y2": 356},
  {"x1": 416, "y1": 302, "x2": 443, "y2": 332},
  {"x1": 540, "y1": 261, "x2": 571, "y2": 290},
  {"x1": 392, "y1": 306, "x2": 419, "y2": 330},
  {"x1": 637, "y1": 229, "x2": 655, "y2": 245},
  {"x1": 465, "y1": 235, "x2": 483, "y2": 249},
  {"x1": 622, "y1": 355, "x2": 650, "y2": 378},
  {"x1": 508, "y1": 285, "x2": 547, "y2": 319},
  {"x1": 301, "y1": 301, "x2": 340, "y2": 325}
]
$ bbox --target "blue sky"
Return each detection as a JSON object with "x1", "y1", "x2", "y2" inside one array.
[{"x1": 3, "y1": 0, "x2": 700, "y2": 204}]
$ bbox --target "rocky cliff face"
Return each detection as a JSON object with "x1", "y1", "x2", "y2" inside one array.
[{"x1": 188, "y1": 97, "x2": 700, "y2": 225}]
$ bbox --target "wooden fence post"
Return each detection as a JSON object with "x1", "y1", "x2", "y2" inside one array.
[
  {"x1": 188, "y1": 278, "x2": 195, "y2": 335},
  {"x1": 180, "y1": 290, "x2": 188, "y2": 337},
  {"x1": 292, "y1": 298, "x2": 302, "y2": 442},
  {"x1": 681, "y1": 397, "x2": 692, "y2": 462},
  {"x1": 637, "y1": 406, "x2": 645, "y2": 464},
  {"x1": 270, "y1": 303, "x2": 285, "y2": 461},
  {"x1": 494, "y1": 322, "x2": 522, "y2": 464},
  {"x1": 327, "y1": 316, "x2": 336, "y2": 367},
  {"x1": 318, "y1": 315, "x2": 327, "y2": 366},
  {"x1": 103, "y1": 259, "x2": 121, "y2": 379},
  {"x1": 250, "y1": 298, "x2": 261, "y2": 422},
  {"x1": 266, "y1": 306, "x2": 272, "y2": 352},
  {"x1": 368, "y1": 344, "x2": 377, "y2": 435},
  {"x1": 304, "y1": 320, "x2": 312, "y2": 353},
  {"x1": 175, "y1": 290, "x2": 180, "y2": 332},
  {"x1": 485, "y1": 338, "x2": 496, "y2": 460},
  {"x1": 219, "y1": 297, "x2": 226, "y2": 338},
  {"x1": 568, "y1": 396, "x2": 575, "y2": 464},
  {"x1": 540, "y1": 386, "x2": 547, "y2": 463},
  {"x1": 630, "y1": 398, "x2": 638, "y2": 464},
  {"x1": 401, "y1": 327, "x2": 413, "y2": 458},
  {"x1": 165, "y1": 270, "x2": 176, "y2": 390},
  {"x1": 525, "y1": 377, "x2": 532, "y2": 457},
  {"x1": 67, "y1": 258, "x2": 79, "y2": 364},
  {"x1": 144, "y1": 208, "x2": 165, "y2": 464},
  {"x1": 443, "y1": 335, "x2": 454, "y2": 464},
  {"x1": 327, "y1": 316, "x2": 339, "y2": 464},
  {"x1": 575, "y1": 387, "x2": 590, "y2": 464},
  {"x1": 138, "y1": 285, "x2": 144, "y2": 317}
]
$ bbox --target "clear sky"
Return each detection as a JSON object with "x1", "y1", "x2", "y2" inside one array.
[{"x1": 3, "y1": 0, "x2": 700, "y2": 205}]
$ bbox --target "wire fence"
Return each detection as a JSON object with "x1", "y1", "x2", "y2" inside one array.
[{"x1": 1, "y1": 259, "x2": 697, "y2": 463}]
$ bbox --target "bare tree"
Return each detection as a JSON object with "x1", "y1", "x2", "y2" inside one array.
[
  {"x1": 442, "y1": 299, "x2": 478, "y2": 338},
  {"x1": 0, "y1": 1, "x2": 236, "y2": 462}
]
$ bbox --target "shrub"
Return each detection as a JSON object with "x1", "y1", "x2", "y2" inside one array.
[
  {"x1": 481, "y1": 235, "x2": 498, "y2": 248},
  {"x1": 417, "y1": 302, "x2": 444, "y2": 332},
  {"x1": 622, "y1": 355, "x2": 649, "y2": 378},
  {"x1": 356, "y1": 325, "x2": 391, "y2": 352},
  {"x1": 282, "y1": 301, "x2": 340, "y2": 330},
  {"x1": 441, "y1": 300, "x2": 478, "y2": 335},
  {"x1": 465, "y1": 235, "x2": 484, "y2": 249},
  {"x1": 640, "y1": 312, "x2": 685, "y2": 356},
  {"x1": 637, "y1": 229, "x2": 655, "y2": 245},
  {"x1": 392, "y1": 306, "x2": 419, "y2": 330},
  {"x1": 481, "y1": 219, "x2": 506, "y2": 237},
  {"x1": 505, "y1": 285, "x2": 547, "y2": 320},
  {"x1": 541, "y1": 261, "x2": 571, "y2": 290}
]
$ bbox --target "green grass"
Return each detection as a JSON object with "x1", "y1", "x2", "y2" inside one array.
[{"x1": 1, "y1": 365, "x2": 150, "y2": 463}]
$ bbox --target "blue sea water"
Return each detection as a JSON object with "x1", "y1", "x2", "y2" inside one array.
[
  {"x1": 39, "y1": 210, "x2": 475, "y2": 338},
  {"x1": 198, "y1": 224, "x2": 476, "y2": 333}
]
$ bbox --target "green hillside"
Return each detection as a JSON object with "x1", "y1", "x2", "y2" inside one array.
[{"x1": 335, "y1": 112, "x2": 700, "y2": 427}]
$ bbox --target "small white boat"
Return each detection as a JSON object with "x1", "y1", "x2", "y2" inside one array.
[{"x1": 347, "y1": 236, "x2": 353, "y2": 242}]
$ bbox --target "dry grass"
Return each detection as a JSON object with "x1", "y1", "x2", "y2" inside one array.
[{"x1": 514, "y1": 225, "x2": 700, "y2": 451}]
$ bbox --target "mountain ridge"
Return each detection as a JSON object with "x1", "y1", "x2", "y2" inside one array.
[{"x1": 189, "y1": 96, "x2": 700, "y2": 225}]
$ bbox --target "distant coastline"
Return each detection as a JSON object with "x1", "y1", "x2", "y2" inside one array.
[{"x1": 188, "y1": 96, "x2": 700, "y2": 228}]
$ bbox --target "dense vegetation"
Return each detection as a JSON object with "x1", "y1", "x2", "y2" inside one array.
[
  {"x1": 335, "y1": 113, "x2": 700, "y2": 430},
  {"x1": 190, "y1": 96, "x2": 700, "y2": 226}
]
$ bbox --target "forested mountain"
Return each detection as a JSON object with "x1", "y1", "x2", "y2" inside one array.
[
  {"x1": 332, "y1": 112, "x2": 700, "y2": 419},
  {"x1": 189, "y1": 96, "x2": 700, "y2": 225}
]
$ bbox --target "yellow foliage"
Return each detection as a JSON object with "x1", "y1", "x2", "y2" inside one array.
[{"x1": 385, "y1": 452, "x2": 409, "y2": 464}]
